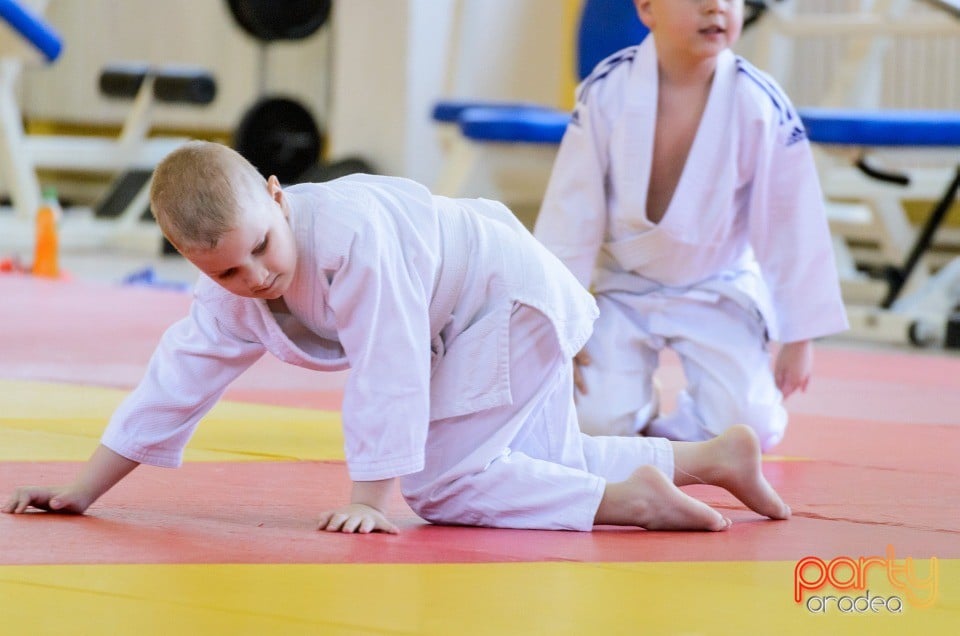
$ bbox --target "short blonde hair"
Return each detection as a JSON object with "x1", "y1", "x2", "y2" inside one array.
[{"x1": 150, "y1": 141, "x2": 266, "y2": 250}]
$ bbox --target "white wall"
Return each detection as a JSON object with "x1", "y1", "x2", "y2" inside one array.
[
  {"x1": 11, "y1": 0, "x2": 569, "y2": 186},
  {"x1": 328, "y1": 0, "x2": 568, "y2": 184},
  {"x1": 738, "y1": 0, "x2": 960, "y2": 109},
  {"x1": 16, "y1": 0, "x2": 955, "y2": 192},
  {"x1": 20, "y1": 0, "x2": 330, "y2": 133}
]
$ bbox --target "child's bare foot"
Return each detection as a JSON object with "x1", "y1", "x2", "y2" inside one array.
[
  {"x1": 596, "y1": 465, "x2": 732, "y2": 531},
  {"x1": 674, "y1": 425, "x2": 791, "y2": 520}
]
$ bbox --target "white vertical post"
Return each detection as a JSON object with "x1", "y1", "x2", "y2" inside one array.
[{"x1": 0, "y1": 58, "x2": 40, "y2": 219}]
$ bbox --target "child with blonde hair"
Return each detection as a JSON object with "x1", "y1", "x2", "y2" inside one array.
[{"x1": 5, "y1": 141, "x2": 790, "y2": 533}]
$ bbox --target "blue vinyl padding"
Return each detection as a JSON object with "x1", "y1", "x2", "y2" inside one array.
[
  {"x1": 459, "y1": 107, "x2": 960, "y2": 147},
  {"x1": 800, "y1": 108, "x2": 960, "y2": 147},
  {"x1": 432, "y1": 100, "x2": 546, "y2": 124},
  {"x1": 0, "y1": 0, "x2": 62, "y2": 62},
  {"x1": 459, "y1": 107, "x2": 571, "y2": 144},
  {"x1": 432, "y1": 0, "x2": 647, "y2": 131}
]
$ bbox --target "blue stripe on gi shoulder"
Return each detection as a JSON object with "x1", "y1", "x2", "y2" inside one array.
[
  {"x1": 576, "y1": 45, "x2": 639, "y2": 107},
  {"x1": 736, "y1": 57, "x2": 806, "y2": 145}
]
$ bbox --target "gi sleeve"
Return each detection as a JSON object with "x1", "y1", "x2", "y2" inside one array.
[
  {"x1": 747, "y1": 107, "x2": 849, "y2": 343},
  {"x1": 534, "y1": 78, "x2": 613, "y2": 288},
  {"x1": 101, "y1": 299, "x2": 265, "y2": 467},
  {"x1": 327, "y1": 219, "x2": 433, "y2": 482}
]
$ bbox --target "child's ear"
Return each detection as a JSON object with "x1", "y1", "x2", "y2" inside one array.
[
  {"x1": 266, "y1": 175, "x2": 290, "y2": 218},
  {"x1": 635, "y1": 0, "x2": 654, "y2": 27},
  {"x1": 267, "y1": 175, "x2": 282, "y2": 200}
]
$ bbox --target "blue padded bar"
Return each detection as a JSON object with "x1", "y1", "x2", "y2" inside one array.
[
  {"x1": 459, "y1": 106, "x2": 571, "y2": 144},
  {"x1": 0, "y1": 0, "x2": 62, "y2": 62},
  {"x1": 800, "y1": 108, "x2": 960, "y2": 147},
  {"x1": 432, "y1": 0, "x2": 647, "y2": 127},
  {"x1": 432, "y1": 99, "x2": 546, "y2": 124}
]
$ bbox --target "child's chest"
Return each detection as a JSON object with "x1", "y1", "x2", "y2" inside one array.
[
  {"x1": 647, "y1": 101, "x2": 704, "y2": 224},
  {"x1": 273, "y1": 267, "x2": 340, "y2": 344}
]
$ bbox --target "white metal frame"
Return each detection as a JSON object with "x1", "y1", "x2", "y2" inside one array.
[
  {"x1": 748, "y1": 0, "x2": 960, "y2": 346},
  {"x1": 0, "y1": 1, "x2": 186, "y2": 254}
]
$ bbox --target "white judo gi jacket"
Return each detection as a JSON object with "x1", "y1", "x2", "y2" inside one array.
[
  {"x1": 535, "y1": 38, "x2": 847, "y2": 343},
  {"x1": 102, "y1": 175, "x2": 597, "y2": 482}
]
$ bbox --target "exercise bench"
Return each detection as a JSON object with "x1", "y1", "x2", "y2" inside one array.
[{"x1": 800, "y1": 107, "x2": 960, "y2": 347}]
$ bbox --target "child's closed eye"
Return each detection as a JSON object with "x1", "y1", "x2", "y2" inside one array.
[{"x1": 253, "y1": 235, "x2": 269, "y2": 255}]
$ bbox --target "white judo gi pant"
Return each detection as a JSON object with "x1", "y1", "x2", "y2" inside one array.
[
  {"x1": 400, "y1": 304, "x2": 674, "y2": 531},
  {"x1": 576, "y1": 291, "x2": 786, "y2": 451}
]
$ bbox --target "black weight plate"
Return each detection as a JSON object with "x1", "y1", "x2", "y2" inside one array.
[
  {"x1": 227, "y1": 0, "x2": 332, "y2": 42},
  {"x1": 297, "y1": 156, "x2": 376, "y2": 183},
  {"x1": 234, "y1": 96, "x2": 324, "y2": 184}
]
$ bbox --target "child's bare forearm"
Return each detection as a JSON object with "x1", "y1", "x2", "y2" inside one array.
[
  {"x1": 3, "y1": 444, "x2": 140, "y2": 515},
  {"x1": 70, "y1": 444, "x2": 141, "y2": 508},
  {"x1": 350, "y1": 478, "x2": 395, "y2": 513}
]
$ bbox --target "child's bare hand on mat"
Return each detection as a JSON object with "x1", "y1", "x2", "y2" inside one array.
[
  {"x1": 2, "y1": 485, "x2": 92, "y2": 515},
  {"x1": 317, "y1": 503, "x2": 399, "y2": 534},
  {"x1": 774, "y1": 340, "x2": 812, "y2": 399},
  {"x1": 3, "y1": 447, "x2": 138, "y2": 516}
]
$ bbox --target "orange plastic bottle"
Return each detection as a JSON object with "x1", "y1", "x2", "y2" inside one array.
[{"x1": 32, "y1": 188, "x2": 60, "y2": 278}]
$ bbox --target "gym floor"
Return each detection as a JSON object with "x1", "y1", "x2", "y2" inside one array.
[{"x1": 1, "y1": 254, "x2": 957, "y2": 635}]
